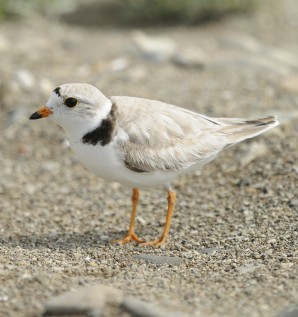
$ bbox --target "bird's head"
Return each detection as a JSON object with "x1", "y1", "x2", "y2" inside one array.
[{"x1": 30, "y1": 83, "x2": 111, "y2": 131}]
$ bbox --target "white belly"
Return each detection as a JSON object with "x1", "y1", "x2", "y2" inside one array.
[{"x1": 69, "y1": 139, "x2": 181, "y2": 189}]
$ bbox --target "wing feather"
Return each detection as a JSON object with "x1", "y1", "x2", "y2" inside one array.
[
  {"x1": 110, "y1": 96, "x2": 227, "y2": 172},
  {"x1": 110, "y1": 96, "x2": 278, "y2": 173}
]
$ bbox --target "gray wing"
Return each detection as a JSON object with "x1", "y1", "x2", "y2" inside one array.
[{"x1": 110, "y1": 96, "x2": 228, "y2": 172}]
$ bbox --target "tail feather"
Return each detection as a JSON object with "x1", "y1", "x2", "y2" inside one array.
[{"x1": 217, "y1": 116, "x2": 279, "y2": 144}]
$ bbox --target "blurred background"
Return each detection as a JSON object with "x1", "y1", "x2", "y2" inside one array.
[
  {"x1": 0, "y1": 0, "x2": 298, "y2": 115},
  {"x1": 0, "y1": 1, "x2": 297, "y2": 317}
]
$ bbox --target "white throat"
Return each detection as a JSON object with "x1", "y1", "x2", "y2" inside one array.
[{"x1": 60, "y1": 99, "x2": 113, "y2": 144}]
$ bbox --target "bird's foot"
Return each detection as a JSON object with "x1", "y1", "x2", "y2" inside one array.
[
  {"x1": 111, "y1": 231, "x2": 145, "y2": 245},
  {"x1": 139, "y1": 235, "x2": 167, "y2": 247}
]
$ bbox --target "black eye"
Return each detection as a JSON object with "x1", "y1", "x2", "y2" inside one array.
[{"x1": 64, "y1": 98, "x2": 77, "y2": 108}]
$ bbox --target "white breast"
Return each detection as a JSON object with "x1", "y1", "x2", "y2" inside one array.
[{"x1": 68, "y1": 137, "x2": 184, "y2": 189}]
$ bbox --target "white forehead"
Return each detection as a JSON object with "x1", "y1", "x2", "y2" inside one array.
[
  {"x1": 47, "y1": 83, "x2": 109, "y2": 107},
  {"x1": 59, "y1": 83, "x2": 102, "y2": 97}
]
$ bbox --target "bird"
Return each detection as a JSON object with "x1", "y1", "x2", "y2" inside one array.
[{"x1": 29, "y1": 83, "x2": 279, "y2": 247}]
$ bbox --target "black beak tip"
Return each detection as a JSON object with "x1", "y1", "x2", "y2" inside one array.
[{"x1": 29, "y1": 112, "x2": 42, "y2": 120}]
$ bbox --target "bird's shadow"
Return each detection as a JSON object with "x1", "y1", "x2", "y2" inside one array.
[{"x1": 0, "y1": 230, "x2": 125, "y2": 251}]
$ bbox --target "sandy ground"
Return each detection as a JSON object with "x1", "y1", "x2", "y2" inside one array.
[{"x1": 0, "y1": 0, "x2": 297, "y2": 316}]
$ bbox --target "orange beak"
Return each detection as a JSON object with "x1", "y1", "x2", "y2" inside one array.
[{"x1": 29, "y1": 106, "x2": 53, "y2": 120}]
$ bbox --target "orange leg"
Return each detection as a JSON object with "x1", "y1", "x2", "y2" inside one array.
[
  {"x1": 111, "y1": 188, "x2": 144, "y2": 245},
  {"x1": 140, "y1": 190, "x2": 176, "y2": 247}
]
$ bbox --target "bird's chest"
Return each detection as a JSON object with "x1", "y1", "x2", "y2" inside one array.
[{"x1": 69, "y1": 138, "x2": 124, "y2": 182}]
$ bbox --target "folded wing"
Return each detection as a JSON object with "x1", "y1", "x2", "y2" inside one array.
[{"x1": 111, "y1": 96, "x2": 278, "y2": 173}]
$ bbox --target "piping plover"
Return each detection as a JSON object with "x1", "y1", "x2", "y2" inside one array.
[{"x1": 30, "y1": 83, "x2": 279, "y2": 246}]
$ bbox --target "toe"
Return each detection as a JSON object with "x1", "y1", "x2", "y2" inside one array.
[
  {"x1": 139, "y1": 237, "x2": 167, "y2": 247},
  {"x1": 111, "y1": 232, "x2": 145, "y2": 245}
]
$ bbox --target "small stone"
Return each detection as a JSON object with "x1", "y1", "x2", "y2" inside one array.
[
  {"x1": 122, "y1": 297, "x2": 180, "y2": 317},
  {"x1": 15, "y1": 69, "x2": 35, "y2": 91},
  {"x1": 267, "y1": 238, "x2": 277, "y2": 244},
  {"x1": 237, "y1": 178, "x2": 251, "y2": 187},
  {"x1": 100, "y1": 235, "x2": 110, "y2": 242},
  {"x1": 25, "y1": 184, "x2": 37, "y2": 195},
  {"x1": 200, "y1": 247, "x2": 222, "y2": 255},
  {"x1": 110, "y1": 57, "x2": 129, "y2": 71},
  {"x1": 237, "y1": 142, "x2": 269, "y2": 167},
  {"x1": 0, "y1": 295, "x2": 8, "y2": 302},
  {"x1": 40, "y1": 161, "x2": 59, "y2": 172},
  {"x1": 136, "y1": 216, "x2": 146, "y2": 225},
  {"x1": 126, "y1": 66, "x2": 147, "y2": 81},
  {"x1": 172, "y1": 48, "x2": 208, "y2": 68},
  {"x1": 133, "y1": 254, "x2": 183, "y2": 266},
  {"x1": 21, "y1": 272, "x2": 32, "y2": 280},
  {"x1": 280, "y1": 262, "x2": 294, "y2": 268},
  {"x1": 237, "y1": 262, "x2": 260, "y2": 274},
  {"x1": 278, "y1": 305, "x2": 298, "y2": 317},
  {"x1": 88, "y1": 309, "x2": 102, "y2": 317},
  {"x1": 132, "y1": 31, "x2": 176, "y2": 62},
  {"x1": 44, "y1": 284, "x2": 123, "y2": 315},
  {"x1": 289, "y1": 199, "x2": 298, "y2": 207}
]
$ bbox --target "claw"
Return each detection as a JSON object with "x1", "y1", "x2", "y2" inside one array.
[
  {"x1": 139, "y1": 236, "x2": 167, "y2": 247},
  {"x1": 111, "y1": 232, "x2": 145, "y2": 245}
]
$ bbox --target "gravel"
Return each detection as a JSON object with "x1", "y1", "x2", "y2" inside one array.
[{"x1": 0, "y1": 0, "x2": 297, "y2": 316}]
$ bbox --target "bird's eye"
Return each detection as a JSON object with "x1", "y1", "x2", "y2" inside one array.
[{"x1": 64, "y1": 98, "x2": 77, "y2": 108}]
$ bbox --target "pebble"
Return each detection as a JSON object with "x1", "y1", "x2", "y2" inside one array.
[
  {"x1": 133, "y1": 254, "x2": 183, "y2": 266},
  {"x1": 14, "y1": 69, "x2": 35, "y2": 91},
  {"x1": 172, "y1": 48, "x2": 208, "y2": 68},
  {"x1": 110, "y1": 57, "x2": 129, "y2": 71},
  {"x1": 132, "y1": 31, "x2": 176, "y2": 62},
  {"x1": 100, "y1": 235, "x2": 110, "y2": 242},
  {"x1": 0, "y1": 295, "x2": 8, "y2": 302},
  {"x1": 88, "y1": 261, "x2": 98, "y2": 267},
  {"x1": 236, "y1": 263, "x2": 260, "y2": 274},
  {"x1": 40, "y1": 161, "x2": 59, "y2": 172},
  {"x1": 267, "y1": 238, "x2": 277, "y2": 244},
  {"x1": 136, "y1": 216, "x2": 146, "y2": 225},
  {"x1": 44, "y1": 284, "x2": 123, "y2": 315},
  {"x1": 280, "y1": 262, "x2": 294, "y2": 268},
  {"x1": 289, "y1": 199, "x2": 298, "y2": 208},
  {"x1": 122, "y1": 297, "x2": 180, "y2": 317},
  {"x1": 278, "y1": 305, "x2": 298, "y2": 317},
  {"x1": 200, "y1": 247, "x2": 222, "y2": 255},
  {"x1": 25, "y1": 184, "x2": 37, "y2": 195},
  {"x1": 236, "y1": 142, "x2": 269, "y2": 167},
  {"x1": 125, "y1": 66, "x2": 148, "y2": 82},
  {"x1": 237, "y1": 178, "x2": 251, "y2": 187}
]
